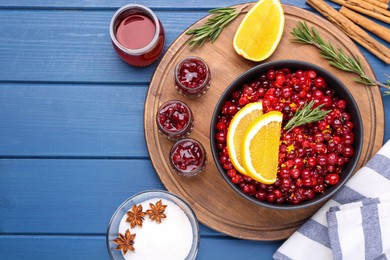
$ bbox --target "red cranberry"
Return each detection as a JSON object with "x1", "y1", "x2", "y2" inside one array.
[
  {"x1": 326, "y1": 152, "x2": 338, "y2": 165},
  {"x1": 304, "y1": 189, "x2": 315, "y2": 200},
  {"x1": 255, "y1": 191, "x2": 267, "y2": 201},
  {"x1": 216, "y1": 131, "x2": 227, "y2": 143},
  {"x1": 325, "y1": 173, "x2": 339, "y2": 185},
  {"x1": 227, "y1": 169, "x2": 237, "y2": 178},
  {"x1": 282, "y1": 87, "x2": 293, "y2": 98},
  {"x1": 231, "y1": 174, "x2": 243, "y2": 184},
  {"x1": 267, "y1": 69, "x2": 276, "y2": 80},
  {"x1": 337, "y1": 100, "x2": 346, "y2": 109},
  {"x1": 267, "y1": 193, "x2": 276, "y2": 203},
  {"x1": 273, "y1": 189, "x2": 283, "y2": 199},
  {"x1": 290, "y1": 168, "x2": 301, "y2": 179},
  {"x1": 343, "y1": 133, "x2": 355, "y2": 145},
  {"x1": 307, "y1": 157, "x2": 317, "y2": 168},
  {"x1": 275, "y1": 74, "x2": 286, "y2": 86},
  {"x1": 280, "y1": 168, "x2": 290, "y2": 178},
  {"x1": 295, "y1": 178, "x2": 304, "y2": 187},
  {"x1": 313, "y1": 184, "x2": 324, "y2": 193},
  {"x1": 306, "y1": 70, "x2": 317, "y2": 79},
  {"x1": 343, "y1": 146, "x2": 354, "y2": 157},
  {"x1": 314, "y1": 143, "x2": 327, "y2": 154},
  {"x1": 238, "y1": 94, "x2": 249, "y2": 105},
  {"x1": 301, "y1": 169, "x2": 311, "y2": 179},
  {"x1": 314, "y1": 77, "x2": 326, "y2": 88},
  {"x1": 243, "y1": 184, "x2": 253, "y2": 194}
]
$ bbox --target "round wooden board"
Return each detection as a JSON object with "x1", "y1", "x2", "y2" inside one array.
[{"x1": 144, "y1": 4, "x2": 384, "y2": 240}]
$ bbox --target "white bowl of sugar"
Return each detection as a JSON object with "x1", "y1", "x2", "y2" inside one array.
[{"x1": 106, "y1": 190, "x2": 199, "y2": 260}]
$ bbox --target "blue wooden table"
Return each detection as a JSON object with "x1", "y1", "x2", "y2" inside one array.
[{"x1": 0, "y1": 0, "x2": 389, "y2": 259}]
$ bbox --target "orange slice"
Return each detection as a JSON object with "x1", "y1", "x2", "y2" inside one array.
[
  {"x1": 227, "y1": 102, "x2": 263, "y2": 175},
  {"x1": 233, "y1": 0, "x2": 285, "y2": 62},
  {"x1": 242, "y1": 111, "x2": 283, "y2": 184}
]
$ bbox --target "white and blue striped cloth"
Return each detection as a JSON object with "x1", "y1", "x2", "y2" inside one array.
[{"x1": 274, "y1": 140, "x2": 390, "y2": 260}]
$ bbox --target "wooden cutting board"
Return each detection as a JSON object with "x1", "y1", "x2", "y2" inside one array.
[{"x1": 144, "y1": 4, "x2": 384, "y2": 240}]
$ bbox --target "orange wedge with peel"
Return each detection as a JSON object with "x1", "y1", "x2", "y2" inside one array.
[
  {"x1": 242, "y1": 111, "x2": 283, "y2": 184},
  {"x1": 233, "y1": 0, "x2": 285, "y2": 62},
  {"x1": 227, "y1": 102, "x2": 263, "y2": 175}
]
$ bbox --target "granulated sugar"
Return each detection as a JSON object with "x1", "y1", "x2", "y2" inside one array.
[{"x1": 118, "y1": 198, "x2": 193, "y2": 260}]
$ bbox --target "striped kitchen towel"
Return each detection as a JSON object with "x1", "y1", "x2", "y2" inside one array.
[{"x1": 274, "y1": 140, "x2": 390, "y2": 260}]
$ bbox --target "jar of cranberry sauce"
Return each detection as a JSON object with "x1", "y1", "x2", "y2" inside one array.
[
  {"x1": 156, "y1": 100, "x2": 194, "y2": 140},
  {"x1": 170, "y1": 138, "x2": 207, "y2": 177},
  {"x1": 174, "y1": 56, "x2": 211, "y2": 98}
]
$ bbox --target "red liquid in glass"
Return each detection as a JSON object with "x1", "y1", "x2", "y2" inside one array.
[{"x1": 116, "y1": 14, "x2": 156, "y2": 49}]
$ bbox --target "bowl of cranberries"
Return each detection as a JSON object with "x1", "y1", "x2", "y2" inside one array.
[{"x1": 210, "y1": 60, "x2": 363, "y2": 209}]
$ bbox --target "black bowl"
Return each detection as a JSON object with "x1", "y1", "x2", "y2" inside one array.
[{"x1": 210, "y1": 60, "x2": 363, "y2": 210}]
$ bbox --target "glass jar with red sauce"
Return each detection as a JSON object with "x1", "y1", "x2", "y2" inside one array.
[
  {"x1": 109, "y1": 4, "x2": 165, "y2": 66},
  {"x1": 174, "y1": 56, "x2": 211, "y2": 98},
  {"x1": 156, "y1": 100, "x2": 194, "y2": 140},
  {"x1": 170, "y1": 138, "x2": 207, "y2": 177}
]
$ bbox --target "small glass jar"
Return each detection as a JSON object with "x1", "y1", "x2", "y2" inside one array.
[
  {"x1": 156, "y1": 100, "x2": 194, "y2": 140},
  {"x1": 109, "y1": 4, "x2": 165, "y2": 67},
  {"x1": 170, "y1": 138, "x2": 207, "y2": 177},
  {"x1": 174, "y1": 56, "x2": 211, "y2": 98}
]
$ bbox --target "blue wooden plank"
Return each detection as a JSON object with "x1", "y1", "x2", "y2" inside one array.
[
  {"x1": 0, "y1": 84, "x2": 148, "y2": 157},
  {"x1": 0, "y1": 83, "x2": 389, "y2": 157},
  {"x1": 0, "y1": 235, "x2": 283, "y2": 260},
  {"x1": 0, "y1": 0, "x2": 310, "y2": 9},
  {"x1": 0, "y1": 9, "x2": 387, "y2": 84},
  {"x1": 0, "y1": 10, "x2": 203, "y2": 84},
  {"x1": 0, "y1": 159, "x2": 227, "y2": 237},
  {"x1": 0, "y1": 159, "x2": 162, "y2": 234},
  {"x1": 0, "y1": 235, "x2": 109, "y2": 260}
]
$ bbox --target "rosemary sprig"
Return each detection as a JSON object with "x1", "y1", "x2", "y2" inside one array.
[
  {"x1": 186, "y1": 4, "x2": 249, "y2": 49},
  {"x1": 284, "y1": 101, "x2": 331, "y2": 132},
  {"x1": 384, "y1": 74, "x2": 390, "y2": 96},
  {"x1": 291, "y1": 21, "x2": 389, "y2": 90}
]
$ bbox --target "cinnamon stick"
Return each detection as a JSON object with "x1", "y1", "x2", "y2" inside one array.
[
  {"x1": 362, "y1": 0, "x2": 388, "y2": 10},
  {"x1": 340, "y1": 6, "x2": 390, "y2": 43},
  {"x1": 378, "y1": 0, "x2": 389, "y2": 4},
  {"x1": 307, "y1": 0, "x2": 390, "y2": 64},
  {"x1": 330, "y1": 0, "x2": 390, "y2": 24}
]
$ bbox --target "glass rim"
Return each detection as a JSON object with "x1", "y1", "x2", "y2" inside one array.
[
  {"x1": 174, "y1": 56, "x2": 211, "y2": 91},
  {"x1": 170, "y1": 138, "x2": 207, "y2": 175},
  {"x1": 109, "y1": 4, "x2": 161, "y2": 55},
  {"x1": 156, "y1": 100, "x2": 194, "y2": 136}
]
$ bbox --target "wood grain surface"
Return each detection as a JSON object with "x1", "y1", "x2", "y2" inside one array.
[{"x1": 145, "y1": 4, "x2": 384, "y2": 240}]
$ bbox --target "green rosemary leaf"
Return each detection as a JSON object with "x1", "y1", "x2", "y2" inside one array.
[
  {"x1": 329, "y1": 61, "x2": 347, "y2": 71},
  {"x1": 381, "y1": 75, "x2": 390, "y2": 92},
  {"x1": 284, "y1": 101, "x2": 331, "y2": 132},
  {"x1": 354, "y1": 77, "x2": 373, "y2": 85},
  {"x1": 209, "y1": 7, "x2": 236, "y2": 14},
  {"x1": 290, "y1": 21, "x2": 388, "y2": 90},
  {"x1": 186, "y1": 4, "x2": 249, "y2": 48}
]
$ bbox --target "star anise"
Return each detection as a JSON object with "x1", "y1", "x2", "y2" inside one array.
[
  {"x1": 146, "y1": 199, "x2": 167, "y2": 223},
  {"x1": 113, "y1": 229, "x2": 136, "y2": 255},
  {"x1": 126, "y1": 204, "x2": 146, "y2": 228}
]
